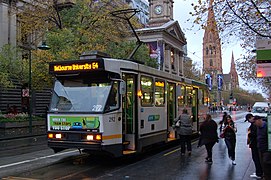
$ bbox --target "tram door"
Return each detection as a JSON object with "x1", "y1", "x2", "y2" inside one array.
[
  {"x1": 192, "y1": 88, "x2": 199, "y2": 131},
  {"x1": 167, "y1": 83, "x2": 176, "y2": 138},
  {"x1": 122, "y1": 74, "x2": 137, "y2": 151}
]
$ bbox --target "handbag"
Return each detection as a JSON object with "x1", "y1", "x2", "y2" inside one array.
[
  {"x1": 175, "y1": 120, "x2": 181, "y2": 128},
  {"x1": 220, "y1": 132, "x2": 225, "y2": 138}
]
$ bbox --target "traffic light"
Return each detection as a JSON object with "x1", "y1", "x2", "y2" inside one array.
[
  {"x1": 256, "y1": 70, "x2": 264, "y2": 78},
  {"x1": 229, "y1": 92, "x2": 233, "y2": 99}
]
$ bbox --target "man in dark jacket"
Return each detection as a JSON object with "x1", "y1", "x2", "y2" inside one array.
[
  {"x1": 198, "y1": 114, "x2": 219, "y2": 164},
  {"x1": 245, "y1": 114, "x2": 263, "y2": 179},
  {"x1": 253, "y1": 115, "x2": 271, "y2": 180}
]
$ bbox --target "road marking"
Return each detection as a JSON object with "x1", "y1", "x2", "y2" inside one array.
[
  {"x1": 163, "y1": 141, "x2": 197, "y2": 156},
  {"x1": 163, "y1": 147, "x2": 180, "y2": 156},
  {"x1": 0, "y1": 150, "x2": 78, "y2": 169}
]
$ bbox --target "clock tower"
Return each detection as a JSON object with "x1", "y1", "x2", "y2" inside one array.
[{"x1": 148, "y1": 0, "x2": 174, "y2": 27}]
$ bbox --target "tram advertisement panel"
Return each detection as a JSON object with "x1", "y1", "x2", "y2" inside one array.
[{"x1": 48, "y1": 115, "x2": 100, "y2": 131}]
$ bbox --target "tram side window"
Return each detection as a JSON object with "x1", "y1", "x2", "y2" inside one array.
[
  {"x1": 178, "y1": 85, "x2": 185, "y2": 106},
  {"x1": 141, "y1": 76, "x2": 153, "y2": 106},
  {"x1": 186, "y1": 86, "x2": 193, "y2": 106},
  {"x1": 155, "y1": 80, "x2": 165, "y2": 106}
]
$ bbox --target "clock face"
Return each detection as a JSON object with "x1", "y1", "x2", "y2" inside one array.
[{"x1": 154, "y1": 5, "x2": 162, "y2": 15}]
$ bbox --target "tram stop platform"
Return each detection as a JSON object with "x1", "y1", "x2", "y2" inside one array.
[{"x1": 100, "y1": 111, "x2": 259, "y2": 180}]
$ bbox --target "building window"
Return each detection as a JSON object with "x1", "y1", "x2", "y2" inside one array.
[
  {"x1": 210, "y1": 59, "x2": 213, "y2": 66},
  {"x1": 170, "y1": 49, "x2": 175, "y2": 70}
]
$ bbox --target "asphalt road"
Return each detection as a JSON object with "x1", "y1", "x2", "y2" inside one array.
[{"x1": 0, "y1": 111, "x2": 255, "y2": 180}]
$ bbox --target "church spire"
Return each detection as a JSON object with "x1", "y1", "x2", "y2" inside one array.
[
  {"x1": 230, "y1": 51, "x2": 236, "y2": 72},
  {"x1": 202, "y1": 0, "x2": 223, "y2": 75},
  {"x1": 229, "y1": 51, "x2": 239, "y2": 89}
]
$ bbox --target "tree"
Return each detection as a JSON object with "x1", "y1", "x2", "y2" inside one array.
[
  {"x1": 190, "y1": 0, "x2": 271, "y2": 96},
  {"x1": 106, "y1": 41, "x2": 158, "y2": 68},
  {"x1": 183, "y1": 57, "x2": 202, "y2": 81},
  {"x1": 17, "y1": 0, "x2": 151, "y2": 89},
  {"x1": 0, "y1": 45, "x2": 28, "y2": 88}
]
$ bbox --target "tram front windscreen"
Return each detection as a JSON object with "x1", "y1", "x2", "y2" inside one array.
[{"x1": 49, "y1": 79, "x2": 118, "y2": 113}]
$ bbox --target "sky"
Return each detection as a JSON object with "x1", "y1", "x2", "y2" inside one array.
[{"x1": 172, "y1": 0, "x2": 260, "y2": 94}]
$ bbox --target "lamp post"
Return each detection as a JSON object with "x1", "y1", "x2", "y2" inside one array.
[{"x1": 28, "y1": 42, "x2": 50, "y2": 134}]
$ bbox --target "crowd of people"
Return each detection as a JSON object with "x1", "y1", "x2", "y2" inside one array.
[{"x1": 173, "y1": 109, "x2": 270, "y2": 180}]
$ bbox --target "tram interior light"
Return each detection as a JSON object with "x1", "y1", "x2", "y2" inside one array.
[{"x1": 137, "y1": 90, "x2": 142, "y2": 98}]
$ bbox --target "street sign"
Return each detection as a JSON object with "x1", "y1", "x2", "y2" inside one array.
[
  {"x1": 256, "y1": 64, "x2": 271, "y2": 77},
  {"x1": 256, "y1": 39, "x2": 271, "y2": 63}
]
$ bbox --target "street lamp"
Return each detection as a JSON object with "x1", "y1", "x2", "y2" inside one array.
[{"x1": 28, "y1": 41, "x2": 50, "y2": 134}]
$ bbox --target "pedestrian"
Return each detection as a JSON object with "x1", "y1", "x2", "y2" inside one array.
[
  {"x1": 174, "y1": 109, "x2": 193, "y2": 156},
  {"x1": 222, "y1": 115, "x2": 237, "y2": 165},
  {"x1": 219, "y1": 111, "x2": 227, "y2": 132},
  {"x1": 253, "y1": 116, "x2": 271, "y2": 180},
  {"x1": 245, "y1": 114, "x2": 263, "y2": 179},
  {"x1": 198, "y1": 113, "x2": 219, "y2": 164}
]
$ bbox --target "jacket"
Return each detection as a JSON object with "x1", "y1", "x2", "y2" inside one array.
[
  {"x1": 248, "y1": 123, "x2": 257, "y2": 148},
  {"x1": 257, "y1": 121, "x2": 268, "y2": 153},
  {"x1": 198, "y1": 119, "x2": 218, "y2": 147},
  {"x1": 174, "y1": 113, "x2": 192, "y2": 135},
  {"x1": 224, "y1": 122, "x2": 236, "y2": 139}
]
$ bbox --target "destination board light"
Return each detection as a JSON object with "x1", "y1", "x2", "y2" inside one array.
[
  {"x1": 54, "y1": 62, "x2": 99, "y2": 72},
  {"x1": 49, "y1": 59, "x2": 105, "y2": 74}
]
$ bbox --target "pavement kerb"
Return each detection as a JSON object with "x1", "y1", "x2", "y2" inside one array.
[{"x1": 0, "y1": 135, "x2": 47, "y2": 151}]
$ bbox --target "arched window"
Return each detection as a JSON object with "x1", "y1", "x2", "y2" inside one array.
[{"x1": 209, "y1": 45, "x2": 213, "y2": 54}]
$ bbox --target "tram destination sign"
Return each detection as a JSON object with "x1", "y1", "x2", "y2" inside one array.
[{"x1": 49, "y1": 59, "x2": 104, "y2": 74}]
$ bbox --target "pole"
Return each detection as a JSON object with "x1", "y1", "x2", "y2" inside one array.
[{"x1": 29, "y1": 49, "x2": 32, "y2": 134}]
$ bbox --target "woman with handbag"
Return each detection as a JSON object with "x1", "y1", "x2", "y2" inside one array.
[
  {"x1": 222, "y1": 115, "x2": 237, "y2": 165},
  {"x1": 198, "y1": 114, "x2": 219, "y2": 164},
  {"x1": 174, "y1": 109, "x2": 193, "y2": 156}
]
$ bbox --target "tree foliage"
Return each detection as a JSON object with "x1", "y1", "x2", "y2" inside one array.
[
  {"x1": 190, "y1": 0, "x2": 271, "y2": 97},
  {"x1": 221, "y1": 88, "x2": 265, "y2": 105},
  {"x1": 106, "y1": 41, "x2": 158, "y2": 68},
  {"x1": 183, "y1": 58, "x2": 202, "y2": 81},
  {"x1": 0, "y1": 45, "x2": 28, "y2": 88},
  {"x1": 17, "y1": 0, "x2": 152, "y2": 89}
]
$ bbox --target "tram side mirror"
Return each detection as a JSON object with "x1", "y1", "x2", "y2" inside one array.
[
  {"x1": 119, "y1": 81, "x2": 126, "y2": 95},
  {"x1": 176, "y1": 85, "x2": 181, "y2": 97}
]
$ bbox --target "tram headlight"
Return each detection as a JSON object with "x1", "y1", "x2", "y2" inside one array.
[
  {"x1": 55, "y1": 133, "x2": 62, "y2": 139},
  {"x1": 87, "y1": 135, "x2": 94, "y2": 140}
]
